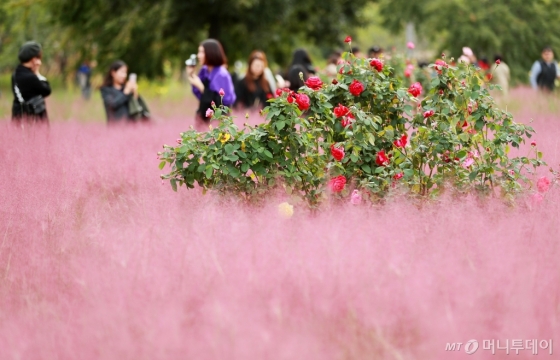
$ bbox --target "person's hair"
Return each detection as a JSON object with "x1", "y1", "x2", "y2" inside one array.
[
  {"x1": 201, "y1": 39, "x2": 227, "y2": 67},
  {"x1": 327, "y1": 51, "x2": 341, "y2": 65},
  {"x1": 244, "y1": 50, "x2": 270, "y2": 93},
  {"x1": 290, "y1": 49, "x2": 315, "y2": 74},
  {"x1": 102, "y1": 60, "x2": 127, "y2": 87},
  {"x1": 542, "y1": 46, "x2": 554, "y2": 53},
  {"x1": 288, "y1": 64, "x2": 308, "y2": 91},
  {"x1": 351, "y1": 46, "x2": 361, "y2": 54},
  {"x1": 494, "y1": 54, "x2": 503, "y2": 62}
]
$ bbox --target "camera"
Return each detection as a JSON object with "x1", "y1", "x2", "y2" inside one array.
[{"x1": 185, "y1": 54, "x2": 197, "y2": 66}]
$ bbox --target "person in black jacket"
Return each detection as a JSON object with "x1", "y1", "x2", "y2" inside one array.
[
  {"x1": 11, "y1": 41, "x2": 51, "y2": 122},
  {"x1": 100, "y1": 60, "x2": 138, "y2": 122},
  {"x1": 234, "y1": 51, "x2": 273, "y2": 110}
]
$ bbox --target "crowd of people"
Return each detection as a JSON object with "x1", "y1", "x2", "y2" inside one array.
[{"x1": 8, "y1": 40, "x2": 560, "y2": 127}]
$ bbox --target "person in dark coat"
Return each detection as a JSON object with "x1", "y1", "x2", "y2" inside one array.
[
  {"x1": 11, "y1": 41, "x2": 51, "y2": 122},
  {"x1": 100, "y1": 60, "x2": 138, "y2": 122},
  {"x1": 234, "y1": 51, "x2": 273, "y2": 110}
]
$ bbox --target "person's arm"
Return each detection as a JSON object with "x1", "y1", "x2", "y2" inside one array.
[
  {"x1": 101, "y1": 87, "x2": 132, "y2": 109},
  {"x1": 209, "y1": 69, "x2": 236, "y2": 106},
  {"x1": 188, "y1": 67, "x2": 205, "y2": 99},
  {"x1": 529, "y1": 61, "x2": 541, "y2": 89},
  {"x1": 23, "y1": 73, "x2": 52, "y2": 97}
]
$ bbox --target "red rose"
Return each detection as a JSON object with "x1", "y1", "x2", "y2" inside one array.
[
  {"x1": 393, "y1": 134, "x2": 408, "y2": 148},
  {"x1": 439, "y1": 89, "x2": 444, "y2": 96},
  {"x1": 275, "y1": 88, "x2": 283, "y2": 97},
  {"x1": 332, "y1": 79, "x2": 338, "y2": 85},
  {"x1": 295, "y1": 93, "x2": 310, "y2": 111},
  {"x1": 344, "y1": 36, "x2": 352, "y2": 43},
  {"x1": 305, "y1": 76, "x2": 323, "y2": 90},
  {"x1": 407, "y1": 82, "x2": 423, "y2": 97},
  {"x1": 333, "y1": 103, "x2": 350, "y2": 118},
  {"x1": 495, "y1": 59, "x2": 501, "y2": 65},
  {"x1": 329, "y1": 175, "x2": 346, "y2": 192},
  {"x1": 393, "y1": 172, "x2": 403, "y2": 180},
  {"x1": 287, "y1": 95, "x2": 294, "y2": 103},
  {"x1": 349, "y1": 79, "x2": 364, "y2": 96},
  {"x1": 375, "y1": 150, "x2": 390, "y2": 166},
  {"x1": 423, "y1": 110, "x2": 435, "y2": 118},
  {"x1": 531, "y1": 141, "x2": 537, "y2": 147},
  {"x1": 330, "y1": 144, "x2": 345, "y2": 161},
  {"x1": 370, "y1": 58, "x2": 383, "y2": 72}
]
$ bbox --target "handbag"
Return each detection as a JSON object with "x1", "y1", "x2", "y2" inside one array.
[
  {"x1": 12, "y1": 73, "x2": 46, "y2": 115},
  {"x1": 128, "y1": 95, "x2": 151, "y2": 120}
]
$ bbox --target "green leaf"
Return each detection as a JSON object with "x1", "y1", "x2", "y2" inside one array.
[
  {"x1": 158, "y1": 161, "x2": 166, "y2": 170},
  {"x1": 275, "y1": 121, "x2": 286, "y2": 130},
  {"x1": 361, "y1": 164, "x2": 372, "y2": 174},
  {"x1": 263, "y1": 150, "x2": 273, "y2": 159},
  {"x1": 205, "y1": 166, "x2": 213, "y2": 179},
  {"x1": 170, "y1": 179, "x2": 177, "y2": 192}
]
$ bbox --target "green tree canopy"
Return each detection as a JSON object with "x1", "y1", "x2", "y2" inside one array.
[
  {"x1": 47, "y1": 0, "x2": 369, "y2": 78},
  {"x1": 376, "y1": 0, "x2": 560, "y2": 82}
]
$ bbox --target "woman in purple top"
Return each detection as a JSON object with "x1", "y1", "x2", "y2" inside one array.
[{"x1": 186, "y1": 39, "x2": 236, "y2": 128}]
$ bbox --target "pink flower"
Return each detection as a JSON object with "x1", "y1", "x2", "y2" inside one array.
[
  {"x1": 369, "y1": 58, "x2": 383, "y2": 72},
  {"x1": 537, "y1": 176, "x2": 551, "y2": 193},
  {"x1": 350, "y1": 190, "x2": 362, "y2": 205},
  {"x1": 211, "y1": 101, "x2": 216, "y2": 107},
  {"x1": 329, "y1": 175, "x2": 346, "y2": 192},
  {"x1": 531, "y1": 141, "x2": 537, "y2": 147},
  {"x1": 375, "y1": 150, "x2": 390, "y2": 166},
  {"x1": 219, "y1": 88, "x2": 225, "y2": 96},
  {"x1": 407, "y1": 41, "x2": 415, "y2": 49},
  {"x1": 462, "y1": 158, "x2": 475, "y2": 168},
  {"x1": 532, "y1": 192, "x2": 544, "y2": 204},
  {"x1": 340, "y1": 114, "x2": 354, "y2": 128},
  {"x1": 349, "y1": 79, "x2": 364, "y2": 96},
  {"x1": 205, "y1": 108, "x2": 214, "y2": 118},
  {"x1": 404, "y1": 69, "x2": 412, "y2": 78},
  {"x1": 176, "y1": 138, "x2": 182, "y2": 144},
  {"x1": 305, "y1": 76, "x2": 323, "y2": 90},
  {"x1": 407, "y1": 82, "x2": 423, "y2": 97},
  {"x1": 393, "y1": 134, "x2": 408, "y2": 148},
  {"x1": 495, "y1": 59, "x2": 501, "y2": 65},
  {"x1": 423, "y1": 110, "x2": 435, "y2": 118},
  {"x1": 393, "y1": 172, "x2": 403, "y2": 180},
  {"x1": 434, "y1": 59, "x2": 447, "y2": 74},
  {"x1": 344, "y1": 36, "x2": 352, "y2": 43},
  {"x1": 330, "y1": 144, "x2": 345, "y2": 161},
  {"x1": 333, "y1": 104, "x2": 350, "y2": 118},
  {"x1": 295, "y1": 93, "x2": 310, "y2": 111}
]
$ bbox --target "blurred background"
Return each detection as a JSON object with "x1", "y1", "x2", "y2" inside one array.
[{"x1": 1, "y1": 0, "x2": 560, "y2": 121}]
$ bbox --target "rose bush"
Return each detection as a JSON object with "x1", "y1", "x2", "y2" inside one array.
[{"x1": 159, "y1": 46, "x2": 546, "y2": 206}]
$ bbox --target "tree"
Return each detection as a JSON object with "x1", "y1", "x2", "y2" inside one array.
[
  {"x1": 47, "y1": 0, "x2": 370, "y2": 78},
  {"x1": 375, "y1": 0, "x2": 560, "y2": 82}
]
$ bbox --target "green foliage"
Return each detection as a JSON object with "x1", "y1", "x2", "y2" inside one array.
[
  {"x1": 375, "y1": 0, "x2": 560, "y2": 83},
  {"x1": 46, "y1": 0, "x2": 369, "y2": 78},
  {"x1": 160, "y1": 49, "x2": 545, "y2": 206}
]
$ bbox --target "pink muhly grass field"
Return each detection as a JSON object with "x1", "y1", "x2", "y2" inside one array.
[{"x1": 0, "y1": 88, "x2": 559, "y2": 359}]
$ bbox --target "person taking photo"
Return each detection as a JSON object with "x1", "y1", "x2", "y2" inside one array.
[{"x1": 11, "y1": 41, "x2": 51, "y2": 122}]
